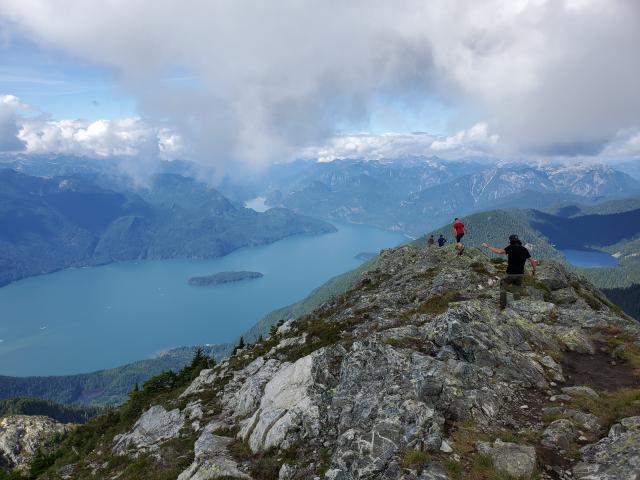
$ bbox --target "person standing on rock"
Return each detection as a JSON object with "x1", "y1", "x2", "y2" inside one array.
[
  {"x1": 453, "y1": 218, "x2": 465, "y2": 255},
  {"x1": 437, "y1": 234, "x2": 447, "y2": 247},
  {"x1": 482, "y1": 234, "x2": 537, "y2": 309},
  {"x1": 427, "y1": 234, "x2": 435, "y2": 248}
]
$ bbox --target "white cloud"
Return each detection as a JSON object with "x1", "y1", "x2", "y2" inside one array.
[
  {"x1": 600, "y1": 129, "x2": 640, "y2": 159},
  {"x1": 306, "y1": 132, "x2": 436, "y2": 162},
  {"x1": 1, "y1": 94, "x2": 184, "y2": 159},
  {"x1": 18, "y1": 116, "x2": 180, "y2": 158},
  {"x1": 430, "y1": 123, "x2": 500, "y2": 154},
  {"x1": 1, "y1": 0, "x2": 638, "y2": 174},
  {"x1": 0, "y1": 94, "x2": 27, "y2": 151},
  {"x1": 304, "y1": 123, "x2": 499, "y2": 161}
]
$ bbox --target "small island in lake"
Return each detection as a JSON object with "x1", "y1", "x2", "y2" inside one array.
[{"x1": 188, "y1": 271, "x2": 264, "y2": 286}]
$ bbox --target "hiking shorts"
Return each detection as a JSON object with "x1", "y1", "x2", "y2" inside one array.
[{"x1": 455, "y1": 233, "x2": 464, "y2": 243}]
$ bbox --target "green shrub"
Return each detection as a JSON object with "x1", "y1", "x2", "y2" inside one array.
[{"x1": 401, "y1": 449, "x2": 429, "y2": 470}]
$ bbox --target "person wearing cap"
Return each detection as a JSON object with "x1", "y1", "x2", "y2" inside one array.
[{"x1": 482, "y1": 234, "x2": 537, "y2": 309}]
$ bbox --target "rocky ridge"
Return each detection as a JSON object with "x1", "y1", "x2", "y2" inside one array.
[{"x1": 17, "y1": 245, "x2": 640, "y2": 479}]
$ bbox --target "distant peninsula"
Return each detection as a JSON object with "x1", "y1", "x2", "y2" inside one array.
[
  {"x1": 188, "y1": 271, "x2": 264, "y2": 286},
  {"x1": 354, "y1": 252, "x2": 376, "y2": 261}
]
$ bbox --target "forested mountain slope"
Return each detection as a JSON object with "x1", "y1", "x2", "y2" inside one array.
[{"x1": 0, "y1": 169, "x2": 334, "y2": 286}]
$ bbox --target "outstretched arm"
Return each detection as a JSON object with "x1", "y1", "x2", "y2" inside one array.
[{"x1": 482, "y1": 243, "x2": 506, "y2": 255}]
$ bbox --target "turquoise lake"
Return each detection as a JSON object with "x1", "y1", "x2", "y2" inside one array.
[
  {"x1": 0, "y1": 222, "x2": 406, "y2": 377},
  {"x1": 562, "y1": 249, "x2": 619, "y2": 268}
]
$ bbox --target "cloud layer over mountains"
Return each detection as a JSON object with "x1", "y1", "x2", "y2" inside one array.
[{"x1": 0, "y1": 0, "x2": 639, "y2": 173}]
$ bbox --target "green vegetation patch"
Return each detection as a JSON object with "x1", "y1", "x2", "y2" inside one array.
[
  {"x1": 400, "y1": 449, "x2": 430, "y2": 470},
  {"x1": 228, "y1": 441, "x2": 303, "y2": 480},
  {"x1": 417, "y1": 291, "x2": 463, "y2": 315}
]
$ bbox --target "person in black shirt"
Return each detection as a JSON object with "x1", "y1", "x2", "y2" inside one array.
[{"x1": 482, "y1": 234, "x2": 537, "y2": 309}]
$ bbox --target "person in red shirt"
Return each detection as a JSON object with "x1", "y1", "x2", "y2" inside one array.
[{"x1": 453, "y1": 218, "x2": 465, "y2": 254}]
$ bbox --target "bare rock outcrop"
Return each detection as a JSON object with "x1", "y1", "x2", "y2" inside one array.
[{"x1": 0, "y1": 415, "x2": 72, "y2": 471}]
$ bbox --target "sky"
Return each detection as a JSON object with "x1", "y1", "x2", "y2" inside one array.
[{"x1": 0, "y1": 0, "x2": 639, "y2": 178}]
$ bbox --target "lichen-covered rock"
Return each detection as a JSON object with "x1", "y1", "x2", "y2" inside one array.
[
  {"x1": 542, "y1": 419, "x2": 579, "y2": 451},
  {"x1": 0, "y1": 415, "x2": 72, "y2": 471},
  {"x1": 510, "y1": 299, "x2": 556, "y2": 322},
  {"x1": 178, "y1": 422, "x2": 251, "y2": 480},
  {"x1": 113, "y1": 405, "x2": 185, "y2": 456},
  {"x1": 542, "y1": 407, "x2": 601, "y2": 433},
  {"x1": 573, "y1": 416, "x2": 640, "y2": 479},
  {"x1": 477, "y1": 439, "x2": 537, "y2": 477},
  {"x1": 561, "y1": 385, "x2": 600, "y2": 400}
]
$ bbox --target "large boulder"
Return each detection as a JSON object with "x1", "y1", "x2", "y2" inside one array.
[
  {"x1": 573, "y1": 416, "x2": 640, "y2": 479},
  {"x1": 477, "y1": 439, "x2": 537, "y2": 477},
  {"x1": 113, "y1": 405, "x2": 185, "y2": 456}
]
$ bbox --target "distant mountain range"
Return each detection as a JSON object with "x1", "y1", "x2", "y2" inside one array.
[
  {"x1": 0, "y1": 169, "x2": 335, "y2": 286},
  {"x1": 257, "y1": 158, "x2": 640, "y2": 236}
]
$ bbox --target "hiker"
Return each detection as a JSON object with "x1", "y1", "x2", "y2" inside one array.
[
  {"x1": 427, "y1": 235, "x2": 435, "y2": 248},
  {"x1": 482, "y1": 234, "x2": 537, "y2": 309},
  {"x1": 437, "y1": 235, "x2": 447, "y2": 247},
  {"x1": 453, "y1": 218, "x2": 465, "y2": 254},
  {"x1": 453, "y1": 218, "x2": 465, "y2": 244}
]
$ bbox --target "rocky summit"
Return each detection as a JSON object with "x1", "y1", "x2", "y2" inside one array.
[{"x1": 10, "y1": 244, "x2": 640, "y2": 479}]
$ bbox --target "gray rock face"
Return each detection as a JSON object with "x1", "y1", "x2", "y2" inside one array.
[
  {"x1": 573, "y1": 416, "x2": 640, "y2": 480},
  {"x1": 239, "y1": 346, "x2": 342, "y2": 452},
  {"x1": 477, "y1": 439, "x2": 537, "y2": 477},
  {"x1": 226, "y1": 356, "x2": 283, "y2": 417},
  {"x1": 0, "y1": 415, "x2": 72, "y2": 471},
  {"x1": 113, "y1": 405, "x2": 185, "y2": 456},
  {"x1": 178, "y1": 422, "x2": 251, "y2": 480}
]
